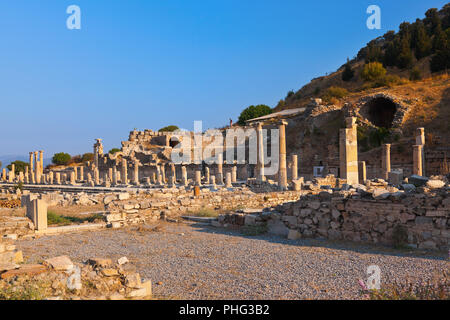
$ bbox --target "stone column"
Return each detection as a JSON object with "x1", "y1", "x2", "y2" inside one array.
[
  {"x1": 121, "y1": 159, "x2": 128, "y2": 184},
  {"x1": 181, "y1": 166, "x2": 188, "y2": 186},
  {"x1": 80, "y1": 166, "x2": 84, "y2": 182},
  {"x1": 217, "y1": 153, "x2": 223, "y2": 184},
  {"x1": 358, "y1": 161, "x2": 366, "y2": 184},
  {"x1": 29, "y1": 152, "x2": 34, "y2": 179},
  {"x1": 256, "y1": 122, "x2": 265, "y2": 181},
  {"x1": 278, "y1": 120, "x2": 288, "y2": 190},
  {"x1": 2, "y1": 168, "x2": 6, "y2": 182},
  {"x1": 70, "y1": 171, "x2": 76, "y2": 185},
  {"x1": 339, "y1": 117, "x2": 359, "y2": 185},
  {"x1": 381, "y1": 144, "x2": 391, "y2": 180},
  {"x1": 151, "y1": 172, "x2": 157, "y2": 184},
  {"x1": 415, "y1": 128, "x2": 425, "y2": 176},
  {"x1": 9, "y1": 165, "x2": 16, "y2": 182},
  {"x1": 413, "y1": 145, "x2": 423, "y2": 176},
  {"x1": 195, "y1": 170, "x2": 202, "y2": 186},
  {"x1": 55, "y1": 172, "x2": 61, "y2": 185},
  {"x1": 161, "y1": 164, "x2": 166, "y2": 183},
  {"x1": 94, "y1": 168, "x2": 100, "y2": 185},
  {"x1": 34, "y1": 151, "x2": 38, "y2": 176},
  {"x1": 39, "y1": 151, "x2": 44, "y2": 175},
  {"x1": 231, "y1": 166, "x2": 237, "y2": 183},
  {"x1": 49, "y1": 171, "x2": 54, "y2": 184},
  {"x1": 291, "y1": 154, "x2": 298, "y2": 181},
  {"x1": 157, "y1": 173, "x2": 163, "y2": 186},
  {"x1": 133, "y1": 161, "x2": 140, "y2": 185},
  {"x1": 225, "y1": 172, "x2": 232, "y2": 188},
  {"x1": 170, "y1": 163, "x2": 176, "y2": 182},
  {"x1": 210, "y1": 175, "x2": 216, "y2": 190},
  {"x1": 205, "y1": 167, "x2": 210, "y2": 184},
  {"x1": 112, "y1": 166, "x2": 118, "y2": 185}
]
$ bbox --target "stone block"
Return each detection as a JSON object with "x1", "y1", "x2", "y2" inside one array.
[
  {"x1": 409, "y1": 175, "x2": 429, "y2": 187},
  {"x1": 44, "y1": 256, "x2": 74, "y2": 271},
  {"x1": 388, "y1": 171, "x2": 403, "y2": 185}
]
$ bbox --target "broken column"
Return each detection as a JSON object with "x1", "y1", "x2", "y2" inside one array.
[
  {"x1": 181, "y1": 166, "x2": 188, "y2": 186},
  {"x1": 415, "y1": 128, "x2": 425, "y2": 176},
  {"x1": 358, "y1": 161, "x2": 367, "y2": 184},
  {"x1": 278, "y1": 120, "x2": 288, "y2": 190},
  {"x1": 339, "y1": 117, "x2": 359, "y2": 185},
  {"x1": 195, "y1": 170, "x2": 202, "y2": 186},
  {"x1": 216, "y1": 153, "x2": 224, "y2": 184},
  {"x1": 29, "y1": 152, "x2": 34, "y2": 179},
  {"x1": 256, "y1": 122, "x2": 265, "y2": 182},
  {"x1": 291, "y1": 154, "x2": 298, "y2": 181},
  {"x1": 413, "y1": 145, "x2": 423, "y2": 176},
  {"x1": 94, "y1": 167, "x2": 100, "y2": 185},
  {"x1": 26, "y1": 198, "x2": 48, "y2": 231},
  {"x1": 381, "y1": 144, "x2": 391, "y2": 180},
  {"x1": 231, "y1": 166, "x2": 237, "y2": 183},
  {"x1": 225, "y1": 172, "x2": 232, "y2": 188}
]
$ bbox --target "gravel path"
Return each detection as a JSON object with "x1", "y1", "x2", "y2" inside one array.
[{"x1": 17, "y1": 222, "x2": 449, "y2": 299}]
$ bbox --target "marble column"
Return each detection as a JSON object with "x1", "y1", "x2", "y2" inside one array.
[
  {"x1": 339, "y1": 117, "x2": 359, "y2": 185},
  {"x1": 121, "y1": 159, "x2": 128, "y2": 184},
  {"x1": 29, "y1": 152, "x2": 34, "y2": 179},
  {"x1": 39, "y1": 151, "x2": 44, "y2": 175},
  {"x1": 205, "y1": 167, "x2": 210, "y2": 184},
  {"x1": 278, "y1": 120, "x2": 288, "y2": 189},
  {"x1": 381, "y1": 144, "x2": 391, "y2": 180},
  {"x1": 231, "y1": 166, "x2": 237, "y2": 183},
  {"x1": 133, "y1": 161, "x2": 140, "y2": 185},
  {"x1": 55, "y1": 172, "x2": 61, "y2": 185},
  {"x1": 358, "y1": 161, "x2": 366, "y2": 184},
  {"x1": 181, "y1": 166, "x2": 188, "y2": 186},
  {"x1": 291, "y1": 154, "x2": 298, "y2": 181},
  {"x1": 112, "y1": 166, "x2": 118, "y2": 185},
  {"x1": 256, "y1": 122, "x2": 265, "y2": 181},
  {"x1": 217, "y1": 153, "x2": 224, "y2": 184},
  {"x1": 195, "y1": 170, "x2": 202, "y2": 186},
  {"x1": 413, "y1": 145, "x2": 423, "y2": 176},
  {"x1": 415, "y1": 128, "x2": 425, "y2": 176},
  {"x1": 225, "y1": 172, "x2": 232, "y2": 188}
]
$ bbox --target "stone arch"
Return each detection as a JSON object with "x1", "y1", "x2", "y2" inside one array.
[{"x1": 357, "y1": 94, "x2": 408, "y2": 129}]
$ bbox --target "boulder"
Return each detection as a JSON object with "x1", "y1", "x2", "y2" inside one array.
[
  {"x1": 44, "y1": 256, "x2": 73, "y2": 271},
  {"x1": 409, "y1": 175, "x2": 429, "y2": 187},
  {"x1": 426, "y1": 180, "x2": 445, "y2": 189}
]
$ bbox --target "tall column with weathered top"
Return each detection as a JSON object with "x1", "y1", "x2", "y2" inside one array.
[
  {"x1": 381, "y1": 144, "x2": 391, "y2": 180},
  {"x1": 339, "y1": 117, "x2": 359, "y2": 185},
  {"x1": 278, "y1": 120, "x2": 288, "y2": 190},
  {"x1": 29, "y1": 152, "x2": 34, "y2": 180},
  {"x1": 415, "y1": 128, "x2": 425, "y2": 176},
  {"x1": 256, "y1": 122, "x2": 265, "y2": 182},
  {"x1": 39, "y1": 151, "x2": 44, "y2": 175},
  {"x1": 217, "y1": 153, "x2": 223, "y2": 184}
]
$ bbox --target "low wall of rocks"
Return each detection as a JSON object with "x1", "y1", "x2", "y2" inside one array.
[{"x1": 267, "y1": 189, "x2": 449, "y2": 250}]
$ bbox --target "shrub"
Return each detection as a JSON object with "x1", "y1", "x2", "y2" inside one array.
[
  {"x1": 322, "y1": 86, "x2": 349, "y2": 103},
  {"x1": 237, "y1": 105, "x2": 272, "y2": 125},
  {"x1": 158, "y1": 125, "x2": 179, "y2": 132},
  {"x1": 361, "y1": 62, "x2": 387, "y2": 81},
  {"x1": 7, "y1": 160, "x2": 29, "y2": 174},
  {"x1": 108, "y1": 148, "x2": 121, "y2": 155},
  {"x1": 373, "y1": 75, "x2": 409, "y2": 88},
  {"x1": 409, "y1": 67, "x2": 422, "y2": 81},
  {"x1": 81, "y1": 153, "x2": 94, "y2": 163},
  {"x1": 52, "y1": 153, "x2": 71, "y2": 166}
]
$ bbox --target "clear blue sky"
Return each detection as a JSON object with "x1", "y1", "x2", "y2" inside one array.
[{"x1": 0, "y1": 0, "x2": 447, "y2": 157}]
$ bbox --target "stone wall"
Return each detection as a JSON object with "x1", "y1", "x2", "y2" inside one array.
[{"x1": 267, "y1": 189, "x2": 449, "y2": 250}]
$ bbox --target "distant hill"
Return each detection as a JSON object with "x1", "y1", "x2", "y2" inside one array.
[{"x1": 274, "y1": 4, "x2": 450, "y2": 112}]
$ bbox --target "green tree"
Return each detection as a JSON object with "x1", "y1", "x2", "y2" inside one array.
[
  {"x1": 108, "y1": 148, "x2": 121, "y2": 154},
  {"x1": 397, "y1": 37, "x2": 414, "y2": 69},
  {"x1": 7, "y1": 161, "x2": 28, "y2": 174},
  {"x1": 158, "y1": 125, "x2": 179, "y2": 132},
  {"x1": 383, "y1": 38, "x2": 400, "y2": 67},
  {"x1": 52, "y1": 153, "x2": 71, "y2": 165},
  {"x1": 237, "y1": 105, "x2": 272, "y2": 125},
  {"x1": 361, "y1": 62, "x2": 387, "y2": 81},
  {"x1": 424, "y1": 8, "x2": 441, "y2": 35},
  {"x1": 81, "y1": 153, "x2": 94, "y2": 163},
  {"x1": 412, "y1": 20, "x2": 432, "y2": 59},
  {"x1": 342, "y1": 59, "x2": 355, "y2": 81},
  {"x1": 410, "y1": 67, "x2": 422, "y2": 81}
]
